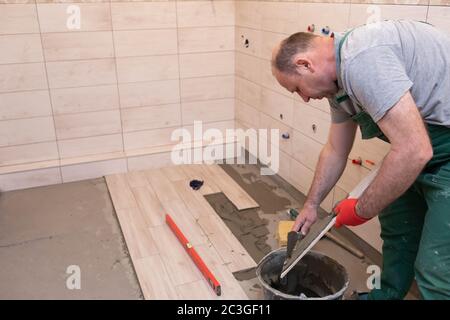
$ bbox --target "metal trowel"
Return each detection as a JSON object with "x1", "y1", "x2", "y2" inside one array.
[
  {"x1": 280, "y1": 213, "x2": 336, "y2": 279},
  {"x1": 280, "y1": 165, "x2": 381, "y2": 279}
]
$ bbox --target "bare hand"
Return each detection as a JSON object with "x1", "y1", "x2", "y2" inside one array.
[{"x1": 291, "y1": 206, "x2": 318, "y2": 235}]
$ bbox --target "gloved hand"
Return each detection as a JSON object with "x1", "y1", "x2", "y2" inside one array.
[{"x1": 334, "y1": 198, "x2": 370, "y2": 228}]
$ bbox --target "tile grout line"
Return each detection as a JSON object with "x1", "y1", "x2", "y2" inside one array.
[
  {"x1": 33, "y1": 0, "x2": 63, "y2": 183},
  {"x1": 108, "y1": 0, "x2": 128, "y2": 173}
]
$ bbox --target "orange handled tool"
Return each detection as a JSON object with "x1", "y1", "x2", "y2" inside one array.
[{"x1": 165, "y1": 214, "x2": 221, "y2": 296}]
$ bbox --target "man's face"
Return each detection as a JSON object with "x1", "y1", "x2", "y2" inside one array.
[{"x1": 272, "y1": 66, "x2": 337, "y2": 103}]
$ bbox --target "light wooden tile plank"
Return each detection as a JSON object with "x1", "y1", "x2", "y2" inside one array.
[
  {"x1": 37, "y1": 3, "x2": 112, "y2": 33},
  {"x1": 146, "y1": 168, "x2": 181, "y2": 203},
  {"x1": 0, "y1": 116, "x2": 55, "y2": 147},
  {"x1": 179, "y1": 51, "x2": 234, "y2": 79},
  {"x1": 122, "y1": 104, "x2": 181, "y2": 132},
  {"x1": 235, "y1": 26, "x2": 262, "y2": 58},
  {"x1": 42, "y1": 31, "x2": 114, "y2": 61},
  {"x1": 0, "y1": 63, "x2": 47, "y2": 93},
  {"x1": 180, "y1": 164, "x2": 221, "y2": 195},
  {"x1": 111, "y1": 2, "x2": 176, "y2": 30},
  {"x1": 116, "y1": 55, "x2": 179, "y2": 83},
  {"x1": 51, "y1": 85, "x2": 119, "y2": 115},
  {"x1": 204, "y1": 164, "x2": 259, "y2": 210},
  {"x1": 54, "y1": 110, "x2": 121, "y2": 140},
  {"x1": 126, "y1": 170, "x2": 149, "y2": 188},
  {"x1": 119, "y1": 80, "x2": 180, "y2": 109},
  {"x1": 46, "y1": 59, "x2": 116, "y2": 89},
  {"x1": 235, "y1": 52, "x2": 261, "y2": 84},
  {"x1": 0, "y1": 90, "x2": 51, "y2": 121},
  {"x1": 133, "y1": 255, "x2": 180, "y2": 300},
  {"x1": 114, "y1": 29, "x2": 177, "y2": 57},
  {"x1": 235, "y1": 1, "x2": 261, "y2": 29},
  {"x1": 172, "y1": 179, "x2": 213, "y2": 220},
  {"x1": 0, "y1": 34, "x2": 43, "y2": 64},
  {"x1": 0, "y1": 4, "x2": 39, "y2": 35},
  {"x1": 176, "y1": 279, "x2": 216, "y2": 300},
  {"x1": 235, "y1": 99, "x2": 260, "y2": 129},
  {"x1": 160, "y1": 165, "x2": 189, "y2": 182},
  {"x1": 105, "y1": 173, "x2": 137, "y2": 210},
  {"x1": 115, "y1": 207, "x2": 159, "y2": 260},
  {"x1": 127, "y1": 152, "x2": 173, "y2": 171},
  {"x1": 260, "y1": 87, "x2": 294, "y2": 128},
  {"x1": 195, "y1": 243, "x2": 249, "y2": 299},
  {"x1": 177, "y1": 1, "x2": 235, "y2": 28},
  {"x1": 131, "y1": 186, "x2": 165, "y2": 227},
  {"x1": 235, "y1": 76, "x2": 261, "y2": 109},
  {"x1": 293, "y1": 100, "x2": 331, "y2": 145},
  {"x1": 149, "y1": 224, "x2": 202, "y2": 286}
]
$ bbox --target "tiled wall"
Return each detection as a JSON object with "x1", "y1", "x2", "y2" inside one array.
[
  {"x1": 0, "y1": 0, "x2": 236, "y2": 190},
  {"x1": 234, "y1": 0, "x2": 450, "y2": 251}
]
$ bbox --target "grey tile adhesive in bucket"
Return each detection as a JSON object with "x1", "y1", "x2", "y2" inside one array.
[{"x1": 256, "y1": 248, "x2": 349, "y2": 300}]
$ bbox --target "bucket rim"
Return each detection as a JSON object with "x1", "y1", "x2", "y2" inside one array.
[{"x1": 256, "y1": 248, "x2": 350, "y2": 300}]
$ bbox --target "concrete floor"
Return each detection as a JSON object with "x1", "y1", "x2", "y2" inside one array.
[{"x1": 0, "y1": 163, "x2": 413, "y2": 300}]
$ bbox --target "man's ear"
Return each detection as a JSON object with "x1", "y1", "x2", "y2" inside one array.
[{"x1": 294, "y1": 55, "x2": 313, "y2": 75}]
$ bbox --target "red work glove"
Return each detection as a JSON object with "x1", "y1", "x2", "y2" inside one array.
[{"x1": 334, "y1": 198, "x2": 370, "y2": 228}]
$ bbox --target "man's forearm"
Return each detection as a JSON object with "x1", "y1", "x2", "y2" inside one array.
[
  {"x1": 305, "y1": 143, "x2": 348, "y2": 209},
  {"x1": 357, "y1": 149, "x2": 430, "y2": 219}
]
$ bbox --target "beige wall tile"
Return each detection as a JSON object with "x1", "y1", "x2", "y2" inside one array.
[
  {"x1": 278, "y1": 149, "x2": 291, "y2": 185},
  {"x1": 54, "y1": 110, "x2": 121, "y2": 140},
  {"x1": 235, "y1": 99, "x2": 259, "y2": 128},
  {"x1": 0, "y1": 167, "x2": 61, "y2": 192},
  {"x1": 349, "y1": 128, "x2": 390, "y2": 167},
  {"x1": 46, "y1": 59, "x2": 116, "y2": 88},
  {"x1": 51, "y1": 84, "x2": 119, "y2": 115},
  {"x1": 178, "y1": 26, "x2": 234, "y2": 53},
  {"x1": 122, "y1": 104, "x2": 181, "y2": 132},
  {"x1": 0, "y1": 90, "x2": 52, "y2": 120},
  {"x1": 260, "y1": 31, "x2": 285, "y2": 61},
  {"x1": 259, "y1": 112, "x2": 292, "y2": 155},
  {"x1": 298, "y1": 3, "x2": 350, "y2": 34},
  {"x1": 302, "y1": 96, "x2": 331, "y2": 114},
  {"x1": 260, "y1": 2, "x2": 299, "y2": 34},
  {"x1": 58, "y1": 133, "x2": 123, "y2": 159},
  {"x1": 180, "y1": 75, "x2": 234, "y2": 102},
  {"x1": 348, "y1": 4, "x2": 428, "y2": 28},
  {"x1": 123, "y1": 126, "x2": 179, "y2": 151},
  {"x1": 0, "y1": 4, "x2": 39, "y2": 35},
  {"x1": 236, "y1": 27, "x2": 262, "y2": 58},
  {"x1": 235, "y1": 76, "x2": 261, "y2": 109},
  {"x1": 183, "y1": 120, "x2": 235, "y2": 143},
  {"x1": 260, "y1": 88, "x2": 294, "y2": 127},
  {"x1": 427, "y1": 6, "x2": 450, "y2": 35},
  {"x1": 0, "y1": 63, "x2": 47, "y2": 93},
  {"x1": 429, "y1": 0, "x2": 450, "y2": 5},
  {"x1": 235, "y1": 1, "x2": 261, "y2": 29},
  {"x1": 111, "y1": 2, "x2": 176, "y2": 30},
  {"x1": 293, "y1": 101, "x2": 331, "y2": 144},
  {"x1": 292, "y1": 129, "x2": 323, "y2": 171},
  {"x1": 61, "y1": 158, "x2": 127, "y2": 183},
  {"x1": 337, "y1": 159, "x2": 371, "y2": 194},
  {"x1": 179, "y1": 51, "x2": 234, "y2": 78},
  {"x1": 235, "y1": 52, "x2": 261, "y2": 84},
  {"x1": 113, "y1": 29, "x2": 177, "y2": 57},
  {"x1": 119, "y1": 80, "x2": 179, "y2": 108},
  {"x1": 42, "y1": 31, "x2": 114, "y2": 61},
  {"x1": 0, "y1": 34, "x2": 43, "y2": 64},
  {"x1": 290, "y1": 157, "x2": 314, "y2": 195},
  {"x1": 182, "y1": 98, "x2": 234, "y2": 124},
  {"x1": 0, "y1": 117, "x2": 55, "y2": 147},
  {"x1": 177, "y1": 1, "x2": 235, "y2": 28},
  {"x1": 127, "y1": 152, "x2": 173, "y2": 171},
  {"x1": 116, "y1": 55, "x2": 179, "y2": 83},
  {"x1": 260, "y1": 59, "x2": 291, "y2": 97},
  {"x1": 0, "y1": 142, "x2": 59, "y2": 166},
  {"x1": 37, "y1": 3, "x2": 112, "y2": 33}
]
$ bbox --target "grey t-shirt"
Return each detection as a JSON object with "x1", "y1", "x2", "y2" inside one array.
[{"x1": 329, "y1": 20, "x2": 450, "y2": 127}]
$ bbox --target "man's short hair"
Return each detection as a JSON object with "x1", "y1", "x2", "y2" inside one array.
[{"x1": 274, "y1": 32, "x2": 317, "y2": 75}]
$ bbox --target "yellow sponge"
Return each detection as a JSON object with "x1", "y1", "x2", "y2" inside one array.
[{"x1": 277, "y1": 220, "x2": 295, "y2": 247}]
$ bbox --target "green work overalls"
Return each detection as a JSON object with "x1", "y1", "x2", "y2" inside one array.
[{"x1": 335, "y1": 31, "x2": 450, "y2": 300}]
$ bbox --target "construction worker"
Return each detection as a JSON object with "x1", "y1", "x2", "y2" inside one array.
[{"x1": 271, "y1": 20, "x2": 450, "y2": 300}]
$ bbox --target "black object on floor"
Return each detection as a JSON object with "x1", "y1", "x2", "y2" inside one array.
[{"x1": 189, "y1": 179, "x2": 204, "y2": 190}]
